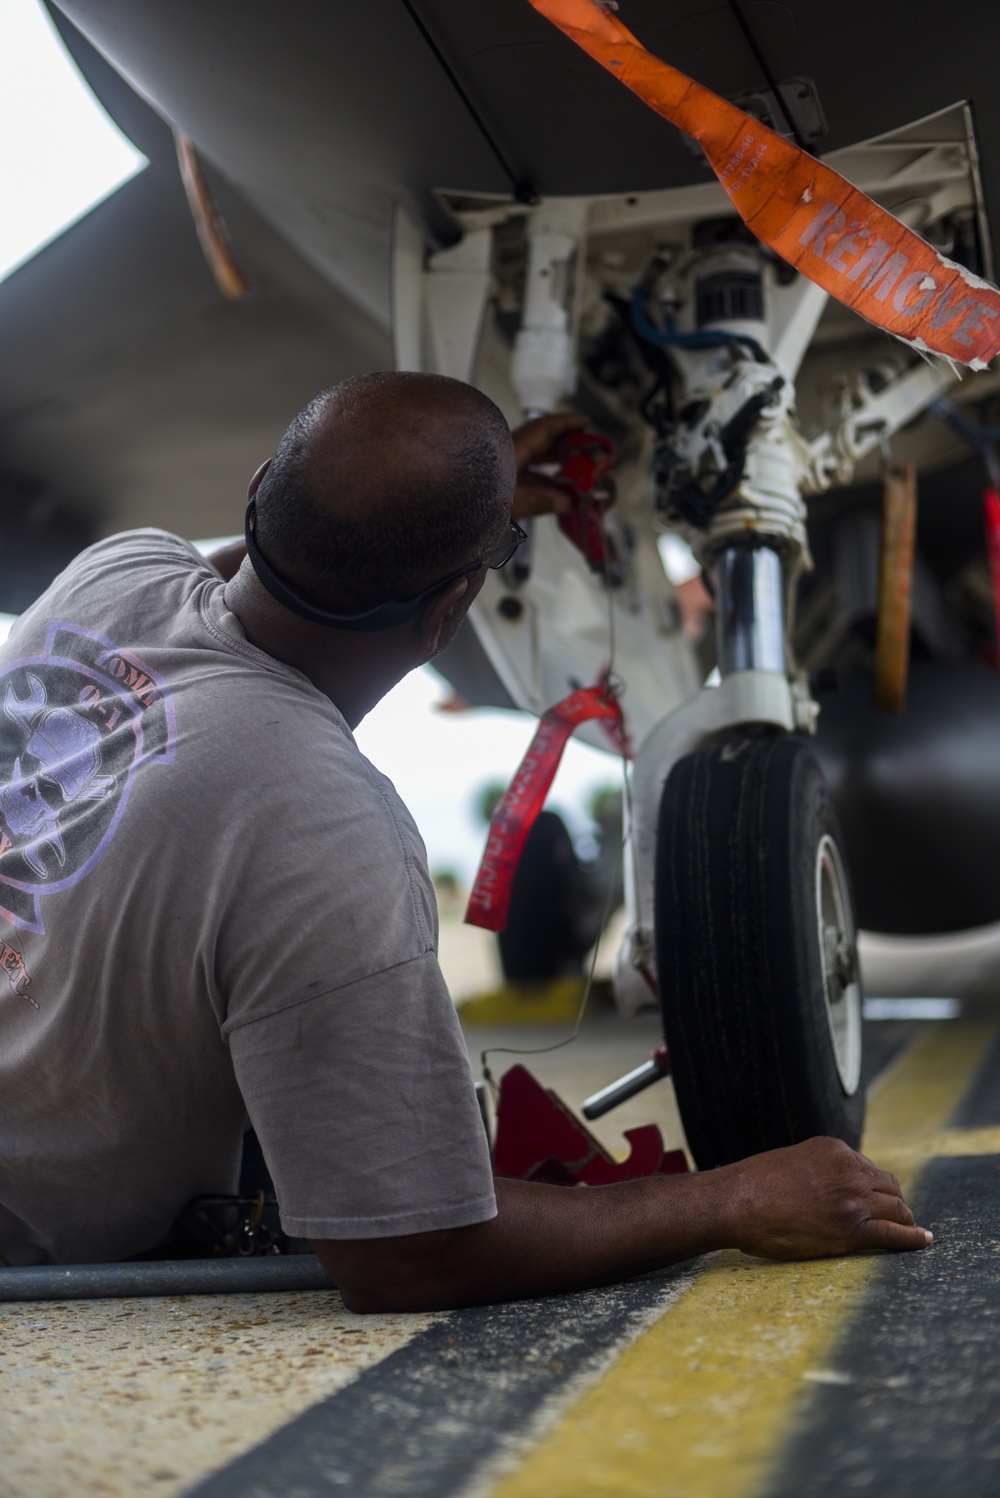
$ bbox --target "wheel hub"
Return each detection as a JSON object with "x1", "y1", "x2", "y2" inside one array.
[{"x1": 815, "y1": 835, "x2": 863, "y2": 1095}]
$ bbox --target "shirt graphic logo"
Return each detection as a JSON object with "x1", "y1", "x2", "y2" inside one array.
[
  {"x1": 1, "y1": 941, "x2": 35, "y2": 1009},
  {"x1": 0, "y1": 622, "x2": 176, "y2": 933},
  {"x1": 2, "y1": 673, "x2": 116, "y2": 877}
]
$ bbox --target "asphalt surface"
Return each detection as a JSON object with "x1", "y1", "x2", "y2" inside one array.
[
  {"x1": 766, "y1": 1154, "x2": 1000, "y2": 1498},
  {"x1": 3, "y1": 1012, "x2": 998, "y2": 1498},
  {"x1": 952, "y1": 1025, "x2": 1000, "y2": 1127},
  {"x1": 188, "y1": 1267, "x2": 699, "y2": 1498}
]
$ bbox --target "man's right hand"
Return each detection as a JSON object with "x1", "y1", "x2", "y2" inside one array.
[
  {"x1": 510, "y1": 412, "x2": 588, "y2": 520},
  {"x1": 708, "y1": 1136, "x2": 932, "y2": 1260}
]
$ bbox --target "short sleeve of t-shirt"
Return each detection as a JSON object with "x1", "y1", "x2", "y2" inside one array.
[{"x1": 227, "y1": 953, "x2": 496, "y2": 1238}]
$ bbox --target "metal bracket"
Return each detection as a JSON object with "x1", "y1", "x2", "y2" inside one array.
[{"x1": 803, "y1": 359, "x2": 958, "y2": 493}]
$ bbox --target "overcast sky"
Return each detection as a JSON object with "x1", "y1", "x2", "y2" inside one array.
[
  {"x1": 354, "y1": 663, "x2": 622, "y2": 883},
  {"x1": 0, "y1": 0, "x2": 146, "y2": 286}
]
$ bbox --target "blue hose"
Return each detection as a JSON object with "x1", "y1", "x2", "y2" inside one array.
[
  {"x1": 629, "y1": 288, "x2": 762, "y2": 355},
  {"x1": 932, "y1": 397, "x2": 1000, "y2": 447},
  {"x1": 932, "y1": 397, "x2": 1000, "y2": 486}
]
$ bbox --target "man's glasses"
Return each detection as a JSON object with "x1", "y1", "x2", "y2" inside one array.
[
  {"x1": 244, "y1": 502, "x2": 528, "y2": 633},
  {"x1": 481, "y1": 522, "x2": 528, "y2": 572}
]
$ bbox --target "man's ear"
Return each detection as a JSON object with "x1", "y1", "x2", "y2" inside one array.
[
  {"x1": 247, "y1": 459, "x2": 272, "y2": 499},
  {"x1": 417, "y1": 576, "x2": 471, "y2": 658}
]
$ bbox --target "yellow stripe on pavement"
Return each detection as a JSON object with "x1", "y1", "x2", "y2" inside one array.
[
  {"x1": 862, "y1": 1017, "x2": 998, "y2": 1182},
  {"x1": 488, "y1": 1018, "x2": 997, "y2": 1498}
]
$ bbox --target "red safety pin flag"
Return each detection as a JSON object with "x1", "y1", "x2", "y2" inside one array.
[
  {"x1": 465, "y1": 677, "x2": 628, "y2": 932},
  {"x1": 984, "y1": 487, "x2": 1000, "y2": 666},
  {"x1": 527, "y1": 0, "x2": 1000, "y2": 370}
]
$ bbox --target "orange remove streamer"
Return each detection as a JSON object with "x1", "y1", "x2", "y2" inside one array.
[
  {"x1": 528, "y1": 0, "x2": 1000, "y2": 370},
  {"x1": 174, "y1": 131, "x2": 251, "y2": 301}
]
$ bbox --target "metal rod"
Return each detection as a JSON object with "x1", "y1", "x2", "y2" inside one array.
[
  {"x1": 582, "y1": 1049, "x2": 670, "y2": 1120},
  {"x1": 0, "y1": 1255, "x2": 333, "y2": 1303},
  {"x1": 715, "y1": 543, "x2": 785, "y2": 675}
]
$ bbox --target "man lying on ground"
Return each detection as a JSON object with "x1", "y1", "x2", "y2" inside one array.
[{"x1": 0, "y1": 372, "x2": 930, "y2": 1306}]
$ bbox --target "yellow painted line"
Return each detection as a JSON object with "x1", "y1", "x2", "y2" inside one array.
[
  {"x1": 862, "y1": 1016, "x2": 999, "y2": 1186},
  {"x1": 925, "y1": 1124, "x2": 1000, "y2": 1156},
  {"x1": 489, "y1": 1018, "x2": 998, "y2": 1498}
]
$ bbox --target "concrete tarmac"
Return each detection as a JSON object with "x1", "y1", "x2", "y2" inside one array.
[{"x1": 2, "y1": 1006, "x2": 998, "y2": 1498}]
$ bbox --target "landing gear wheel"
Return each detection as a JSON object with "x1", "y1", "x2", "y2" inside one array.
[{"x1": 655, "y1": 733, "x2": 864, "y2": 1170}]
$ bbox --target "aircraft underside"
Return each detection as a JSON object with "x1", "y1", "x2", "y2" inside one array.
[{"x1": 22, "y1": 0, "x2": 1000, "y2": 1161}]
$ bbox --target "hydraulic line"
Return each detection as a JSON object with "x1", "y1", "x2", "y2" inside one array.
[{"x1": 630, "y1": 288, "x2": 766, "y2": 359}]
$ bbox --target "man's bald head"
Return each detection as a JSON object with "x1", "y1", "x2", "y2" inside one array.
[{"x1": 253, "y1": 372, "x2": 516, "y2": 616}]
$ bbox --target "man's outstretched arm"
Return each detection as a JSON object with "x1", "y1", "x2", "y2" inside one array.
[{"x1": 311, "y1": 1136, "x2": 931, "y2": 1313}]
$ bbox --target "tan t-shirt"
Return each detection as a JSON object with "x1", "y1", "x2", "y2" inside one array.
[{"x1": 0, "y1": 531, "x2": 495, "y2": 1265}]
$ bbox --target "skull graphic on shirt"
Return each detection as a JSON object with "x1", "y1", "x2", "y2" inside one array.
[
  {"x1": 0, "y1": 623, "x2": 176, "y2": 934},
  {"x1": 0, "y1": 673, "x2": 116, "y2": 877}
]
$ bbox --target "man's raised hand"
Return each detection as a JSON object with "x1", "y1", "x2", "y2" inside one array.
[{"x1": 510, "y1": 411, "x2": 588, "y2": 521}]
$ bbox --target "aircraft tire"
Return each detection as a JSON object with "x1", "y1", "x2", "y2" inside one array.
[{"x1": 654, "y1": 733, "x2": 864, "y2": 1170}]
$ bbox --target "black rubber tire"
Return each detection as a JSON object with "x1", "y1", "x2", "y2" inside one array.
[
  {"x1": 497, "y1": 811, "x2": 622, "y2": 982},
  {"x1": 655, "y1": 733, "x2": 864, "y2": 1169},
  {"x1": 498, "y1": 812, "x2": 587, "y2": 981}
]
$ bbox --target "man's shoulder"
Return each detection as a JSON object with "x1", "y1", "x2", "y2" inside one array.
[
  {"x1": 8, "y1": 529, "x2": 215, "y2": 640},
  {"x1": 72, "y1": 528, "x2": 213, "y2": 579}
]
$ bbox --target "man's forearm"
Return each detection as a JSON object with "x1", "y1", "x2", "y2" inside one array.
[
  {"x1": 312, "y1": 1137, "x2": 931, "y2": 1313},
  {"x1": 322, "y1": 1173, "x2": 726, "y2": 1314}
]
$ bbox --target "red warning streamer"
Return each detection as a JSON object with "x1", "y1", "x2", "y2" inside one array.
[
  {"x1": 527, "y1": 0, "x2": 1000, "y2": 370},
  {"x1": 465, "y1": 679, "x2": 626, "y2": 932},
  {"x1": 985, "y1": 487, "x2": 1000, "y2": 665}
]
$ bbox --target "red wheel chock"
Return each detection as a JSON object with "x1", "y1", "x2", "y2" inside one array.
[{"x1": 493, "y1": 1064, "x2": 687, "y2": 1185}]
